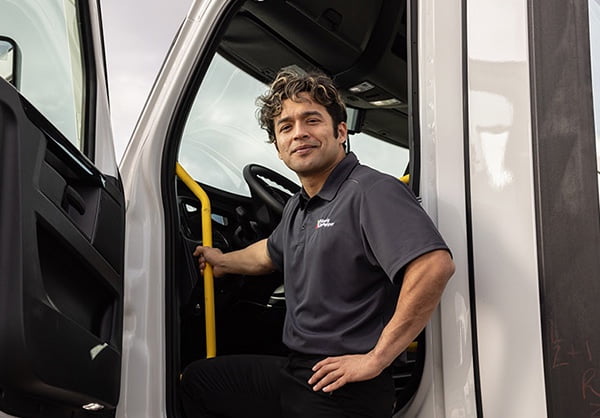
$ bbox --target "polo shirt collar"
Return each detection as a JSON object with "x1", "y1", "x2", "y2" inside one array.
[{"x1": 299, "y1": 152, "x2": 359, "y2": 203}]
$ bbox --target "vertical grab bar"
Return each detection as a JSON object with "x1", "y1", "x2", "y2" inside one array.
[{"x1": 175, "y1": 162, "x2": 217, "y2": 358}]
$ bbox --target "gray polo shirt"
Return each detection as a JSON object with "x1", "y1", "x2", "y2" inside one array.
[{"x1": 267, "y1": 152, "x2": 449, "y2": 355}]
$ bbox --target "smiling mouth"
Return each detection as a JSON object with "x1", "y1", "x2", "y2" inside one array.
[{"x1": 292, "y1": 145, "x2": 317, "y2": 154}]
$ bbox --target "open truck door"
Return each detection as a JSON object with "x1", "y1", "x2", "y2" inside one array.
[{"x1": 0, "y1": 1, "x2": 124, "y2": 417}]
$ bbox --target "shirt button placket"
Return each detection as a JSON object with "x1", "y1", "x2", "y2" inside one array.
[
  {"x1": 303, "y1": 209, "x2": 311, "y2": 243},
  {"x1": 302, "y1": 210, "x2": 309, "y2": 230}
]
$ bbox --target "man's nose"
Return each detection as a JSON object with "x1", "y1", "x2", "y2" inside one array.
[{"x1": 292, "y1": 122, "x2": 308, "y2": 139}]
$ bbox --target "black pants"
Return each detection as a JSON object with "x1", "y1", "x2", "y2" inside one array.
[{"x1": 180, "y1": 353, "x2": 396, "y2": 417}]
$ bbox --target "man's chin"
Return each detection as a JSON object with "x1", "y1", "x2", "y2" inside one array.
[{"x1": 286, "y1": 157, "x2": 315, "y2": 173}]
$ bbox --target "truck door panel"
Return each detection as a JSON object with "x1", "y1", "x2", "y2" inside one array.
[{"x1": 0, "y1": 78, "x2": 124, "y2": 417}]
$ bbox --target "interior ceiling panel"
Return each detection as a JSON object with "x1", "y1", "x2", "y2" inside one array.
[
  {"x1": 220, "y1": 13, "x2": 317, "y2": 83},
  {"x1": 220, "y1": 0, "x2": 410, "y2": 146},
  {"x1": 284, "y1": 0, "x2": 381, "y2": 51},
  {"x1": 242, "y1": 0, "x2": 366, "y2": 73}
]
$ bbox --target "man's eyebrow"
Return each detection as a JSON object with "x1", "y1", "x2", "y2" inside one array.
[{"x1": 276, "y1": 110, "x2": 324, "y2": 126}]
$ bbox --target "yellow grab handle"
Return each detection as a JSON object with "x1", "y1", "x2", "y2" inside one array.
[
  {"x1": 175, "y1": 162, "x2": 217, "y2": 358},
  {"x1": 399, "y1": 174, "x2": 410, "y2": 184}
]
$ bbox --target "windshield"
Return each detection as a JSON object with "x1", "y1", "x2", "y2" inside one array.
[{"x1": 178, "y1": 54, "x2": 409, "y2": 196}]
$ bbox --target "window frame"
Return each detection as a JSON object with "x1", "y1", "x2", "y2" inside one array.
[
  {"x1": 77, "y1": 0, "x2": 99, "y2": 161},
  {"x1": 160, "y1": 0, "x2": 424, "y2": 415}
]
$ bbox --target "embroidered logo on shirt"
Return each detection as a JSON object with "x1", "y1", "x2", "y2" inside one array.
[{"x1": 315, "y1": 218, "x2": 335, "y2": 229}]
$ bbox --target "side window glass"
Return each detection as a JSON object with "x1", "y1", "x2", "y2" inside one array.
[
  {"x1": 0, "y1": 0, "x2": 87, "y2": 150},
  {"x1": 0, "y1": 38, "x2": 16, "y2": 85},
  {"x1": 350, "y1": 130, "x2": 409, "y2": 177}
]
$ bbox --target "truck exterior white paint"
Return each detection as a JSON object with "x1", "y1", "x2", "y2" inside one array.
[{"x1": 466, "y1": 0, "x2": 547, "y2": 416}]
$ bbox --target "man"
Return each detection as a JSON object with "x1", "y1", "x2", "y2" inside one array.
[{"x1": 181, "y1": 70, "x2": 454, "y2": 417}]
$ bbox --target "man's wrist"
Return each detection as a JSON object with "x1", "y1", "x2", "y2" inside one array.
[{"x1": 367, "y1": 349, "x2": 392, "y2": 372}]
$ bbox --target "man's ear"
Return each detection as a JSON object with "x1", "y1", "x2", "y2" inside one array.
[
  {"x1": 337, "y1": 122, "x2": 348, "y2": 144},
  {"x1": 274, "y1": 138, "x2": 282, "y2": 159}
]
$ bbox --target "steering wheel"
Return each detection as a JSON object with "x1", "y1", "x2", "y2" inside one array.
[{"x1": 243, "y1": 164, "x2": 300, "y2": 216}]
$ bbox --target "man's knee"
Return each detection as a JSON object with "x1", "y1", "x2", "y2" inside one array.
[
  {"x1": 179, "y1": 355, "x2": 286, "y2": 418},
  {"x1": 181, "y1": 359, "x2": 214, "y2": 393},
  {"x1": 180, "y1": 360, "x2": 216, "y2": 417}
]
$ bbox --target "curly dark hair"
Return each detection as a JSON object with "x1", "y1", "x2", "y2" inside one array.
[{"x1": 256, "y1": 69, "x2": 347, "y2": 143}]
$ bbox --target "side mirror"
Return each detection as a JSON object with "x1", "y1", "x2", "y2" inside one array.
[{"x1": 0, "y1": 39, "x2": 16, "y2": 86}]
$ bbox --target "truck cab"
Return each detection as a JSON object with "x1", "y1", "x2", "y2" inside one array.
[{"x1": 1, "y1": 0, "x2": 599, "y2": 417}]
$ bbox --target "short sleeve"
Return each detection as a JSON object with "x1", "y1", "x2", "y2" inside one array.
[
  {"x1": 359, "y1": 177, "x2": 450, "y2": 284},
  {"x1": 267, "y1": 221, "x2": 284, "y2": 272}
]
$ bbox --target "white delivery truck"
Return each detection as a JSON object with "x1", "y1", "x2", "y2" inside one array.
[{"x1": 0, "y1": 0, "x2": 599, "y2": 417}]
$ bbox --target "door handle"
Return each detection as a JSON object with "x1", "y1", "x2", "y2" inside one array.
[{"x1": 62, "y1": 185, "x2": 86, "y2": 215}]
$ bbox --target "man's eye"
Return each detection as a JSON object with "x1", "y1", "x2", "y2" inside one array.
[{"x1": 280, "y1": 125, "x2": 291, "y2": 132}]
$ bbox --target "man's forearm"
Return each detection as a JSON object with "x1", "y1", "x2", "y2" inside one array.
[
  {"x1": 307, "y1": 250, "x2": 454, "y2": 393},
  {"x1": 370, "y1": 250, "x2": 455, "y2": 369},
  {"x1": 217, "y1": 238, "x2": 275, "y2": 276}
]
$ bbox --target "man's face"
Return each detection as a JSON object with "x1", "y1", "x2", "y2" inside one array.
[{"x1": 273, "y1": 93, "x2": 347, "y2": 177}]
